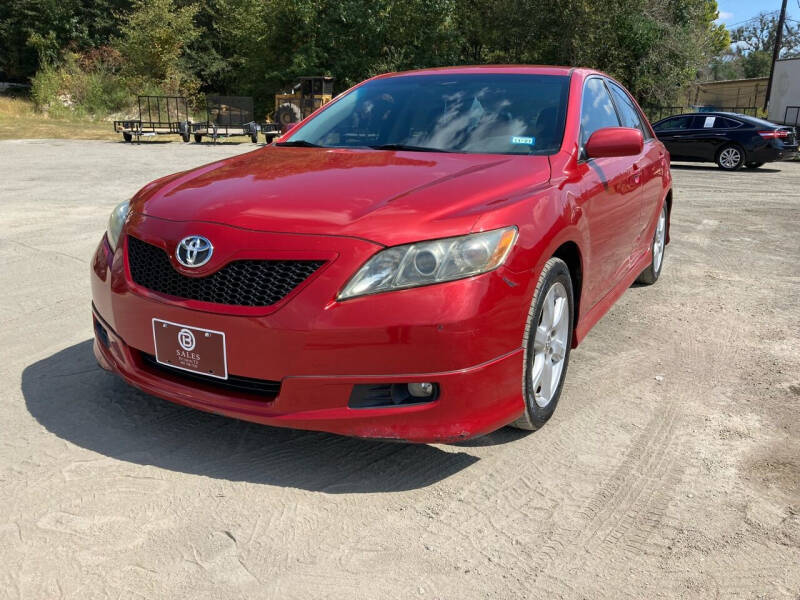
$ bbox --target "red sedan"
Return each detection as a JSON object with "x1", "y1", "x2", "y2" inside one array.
[{"x1": 91, "y1": 66, "x2": 672, "y2": 443}]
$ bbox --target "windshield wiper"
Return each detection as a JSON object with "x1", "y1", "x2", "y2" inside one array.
[
  {"x1": 369, "y1": 143, "x2": 453, "y2": 153},
  {"x1": 274, "y1": 140, "x2": 325, "y2": 148}
]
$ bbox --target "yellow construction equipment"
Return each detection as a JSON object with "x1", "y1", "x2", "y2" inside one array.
[{"x1": 272, "y1": 76, "x2": 335, "y2": 125}]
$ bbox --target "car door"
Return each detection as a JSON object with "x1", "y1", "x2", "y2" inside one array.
[
  {"x1": 653, "y1": 115, "x2": 697, "y2": 159},
  {"x1": 678, "y1": 115, "x2": 741, "y2": 161},
  {"x1": 707, "y1": 116, "x2": 743, "y2": 159},
  {"x1": 607, "y1": 81, "x2": 665, "y2": 259},
  {"x1": 577, "y1": 77, "x2": 643, "y2": 307}
]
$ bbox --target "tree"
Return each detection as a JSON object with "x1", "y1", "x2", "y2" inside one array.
[
  {"x1": 6, "y1": 0, "x2": 734, "y2": 113},
  {"x1": 115, "y1": 0, "x2": 200, "y2": 92},
  {"x1": 447, "y1": 0, "x2": 729, "y2": 105},
  {"x1": 0, "y1": 0, "x2": 131, "y2": 82},
  {"x1": 730, "y1": 11, "x2": 800, "y2": 57},
  {"x1": 705, "y1": 11, "x2": 800, "y2": 80}
]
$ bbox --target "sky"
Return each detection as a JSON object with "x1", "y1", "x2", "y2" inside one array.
[{"x1": 715, "y1": 0, "x2": 799, "y2": 31}]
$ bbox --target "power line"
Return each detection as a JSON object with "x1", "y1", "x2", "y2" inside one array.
[{"x1": 725, "y1": 11, "x2": 779, "y2": 29}]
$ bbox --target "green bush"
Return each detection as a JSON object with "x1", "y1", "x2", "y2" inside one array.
[{"x1": 31, "y1": 51, "x2": 139, "y2": 119}]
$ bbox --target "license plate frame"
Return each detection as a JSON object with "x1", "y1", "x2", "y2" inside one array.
[{"x1": 151, "y1": 318, "x2": 228, "y2": 380}]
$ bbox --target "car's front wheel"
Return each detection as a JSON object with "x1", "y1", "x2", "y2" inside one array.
[
  {"x1": 636, "y1": 202, "x2": 668, "y2": 285},
  {"x1": 511, "y1": 257, "x2": 574, "y2": 431},
  {"x1": 717, "y1": 144, "x2": 744, "y2": 170}
]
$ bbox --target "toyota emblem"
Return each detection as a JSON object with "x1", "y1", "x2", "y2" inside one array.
[{"x1": 176, "y1": 235, "x2": 213, "y2": 267}]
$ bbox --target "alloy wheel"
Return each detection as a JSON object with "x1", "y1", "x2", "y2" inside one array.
[
  {"x1": 653, "y1": 205, "x2": 667, "y2": 273},
  {"x1": 531, "y1": 281, "x2": 570, "y2": 408},
  {"x1": 719, "y1": 147, "x2": 741, "y2": 169}
]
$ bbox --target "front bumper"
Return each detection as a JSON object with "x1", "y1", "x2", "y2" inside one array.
[{"x1": 90, "y1": 220, "x2": 531, "y2": 442}]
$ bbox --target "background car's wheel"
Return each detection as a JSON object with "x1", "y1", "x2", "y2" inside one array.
[
  {"x1": 122, "y1": 132, "x2": 132, "y2": 142},
  {"x1": 716, "y1": 144, "x2": 744, "y2": 170},
  {"x1": 637, "y1": 202, "x2": 668, "y2": 285},
  {"x1": 511, "y1": 257, "x2": 574, "y2": 431},
  {"x1": 182, "y1": 132, "x2": 191, "y2": 143},
  {"x1": 194, "y1": 133, "x2": 203, "y2": 143},
  {"x1": 745, "y1": 162, "x2": 765, "y2": 169}
]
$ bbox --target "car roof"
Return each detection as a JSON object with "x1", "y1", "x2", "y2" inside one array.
[
  {"x1": 373, "y1": 65, "x2": 582, "y2": 79},
  {"x1": 654, "y1": 112, "x2": 763, "y2": 124}
]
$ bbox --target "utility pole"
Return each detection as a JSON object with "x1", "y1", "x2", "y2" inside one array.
[{"x1": 764, "y1": 0, "x2": 789, "y2": 111}]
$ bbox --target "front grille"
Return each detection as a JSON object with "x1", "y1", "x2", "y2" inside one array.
[
  {"x1": 141, "y1": 353, "x2": 281, "y2": 397},
  {"x1": 127, "y1": 236, "x2": 324, "y2": 306}
]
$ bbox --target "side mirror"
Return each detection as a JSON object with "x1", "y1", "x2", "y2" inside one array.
[{"x1": 585, "y1": 127, "x2": 643, "y2": 159}]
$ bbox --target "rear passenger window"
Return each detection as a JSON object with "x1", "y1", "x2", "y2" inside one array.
[
  {"x1": 713, "y1": 117, "x2": 741, "y2": 129},
  {"x1": 607, "y1": 82, "x2": 650, "y2": 139},
  {"x1": 580, "y1": 78, "x2": 621, "y2": 147}
]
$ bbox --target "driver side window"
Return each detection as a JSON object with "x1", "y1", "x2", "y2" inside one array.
[{"x1": 580, "y1": 78, "x2": 621, "y2": 148}]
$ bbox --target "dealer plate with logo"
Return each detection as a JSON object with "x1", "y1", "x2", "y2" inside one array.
[{"x1": 152, "y1": 319, "x2": 228, "y2": 380}]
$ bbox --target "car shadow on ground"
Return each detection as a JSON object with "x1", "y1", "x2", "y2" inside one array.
[
  {"x1": 22, "y1": 340, "x2": 479, "y2": 493},
  {"x1": 670, "y1": 163, "x2": 781, "y2": 173}
]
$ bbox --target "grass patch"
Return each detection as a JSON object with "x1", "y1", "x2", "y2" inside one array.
[
  {"x1": 0, "y1": 97, "x2": 256, "y2": 143},
  {"x1": 0, "y1": 97, "x2": 117, "y2": 141}
]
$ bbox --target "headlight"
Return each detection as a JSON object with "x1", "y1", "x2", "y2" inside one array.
[
  {"x1": 106, "y1": 200, "x2": 130, "y2": 250},
  {"x1": 339, "y1": 226, "x2": 517, "y2": 300}
]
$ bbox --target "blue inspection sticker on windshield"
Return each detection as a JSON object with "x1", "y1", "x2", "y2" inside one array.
[{"x1": 511, "y1": 136, "x2": 535, "y2": 145}]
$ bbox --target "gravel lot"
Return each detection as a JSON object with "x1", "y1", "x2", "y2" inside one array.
[{"x1": 1, "y1": 139, "x2": 799, "y2": 599}]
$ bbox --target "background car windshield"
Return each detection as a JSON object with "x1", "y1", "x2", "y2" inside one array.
[{"x1": 287, "y1": 74, "x2": 570, "y2": 155}]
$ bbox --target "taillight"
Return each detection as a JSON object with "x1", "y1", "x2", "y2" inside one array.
[{"x1": 758, "y1": 130, "x2": 789, "y2": 139}]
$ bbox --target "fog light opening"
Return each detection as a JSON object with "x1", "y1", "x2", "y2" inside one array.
[
  {"x1": 94, "y1": 318, "x2": 110, "y2": 349},
  {"x1": 408, "y1": 382, "x2": 435, "y2": 398},
  {"x1": 348, "y1": 382, "x2": 439, "y2": 408}
]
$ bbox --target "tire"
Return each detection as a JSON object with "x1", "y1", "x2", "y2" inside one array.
[
  {"x1": 745, "y1": 162, "x2": 765, "y2": 169},
  {"x1": 182, "y1": 132, "x2": 191, "y2": 143},
  {"x1": 194, "y1": 133, "x2": 203, "y2": 143},
  {"x1": 250, "y1": 132, "x2": 258, "y2": 144},
  {"x1": 511, "y1": 257, "x2": 574, "y2": 431},
  {"x1": 275, "y1": 103, "x2": 302, "y2": 126},
  {"x1": 122, "y1": 132, "x2": 132, "y2": 142},
  {"x1": 636, "y1": 202, "x2": 668, "y2": 285},
  {"x1": 716, "y1": 144, "x2": 744, "y2": 170}
]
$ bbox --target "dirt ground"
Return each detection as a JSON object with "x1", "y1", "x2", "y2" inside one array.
[{"x1": 1, "y1": 138, "x2": 798, "y2": 599}]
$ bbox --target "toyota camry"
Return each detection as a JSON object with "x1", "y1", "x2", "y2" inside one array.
[{"x1": 91, "y1": 66, "x2": 672, "y2": 443}]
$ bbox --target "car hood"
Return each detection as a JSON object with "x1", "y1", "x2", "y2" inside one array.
[{"x1": 134, "y1": 146, "x2": 551, "y2": 246}]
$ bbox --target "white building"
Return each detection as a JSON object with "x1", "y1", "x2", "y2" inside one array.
[{"x1": 768, "y1": 57, "x2": 800, "y2": 126}]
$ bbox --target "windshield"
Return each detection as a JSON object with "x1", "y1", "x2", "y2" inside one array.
[{"x1": 285, "y1": 74, "x2": 570, "y2": 155}]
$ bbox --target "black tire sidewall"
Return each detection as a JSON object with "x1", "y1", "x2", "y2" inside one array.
[{"x1": 523, "y1": 260, "x2": 574, "y2": 426}]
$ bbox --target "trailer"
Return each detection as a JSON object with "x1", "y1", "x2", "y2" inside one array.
[
  {"x1": 113, "y1": 96, "x2": 192, "y2": 142},
  {"x1": 260, "y1": 121, "x2": 282, "y2": 143},
  {"x1": 192, "y1": 95, "x2": 260, "y2": 143}
]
